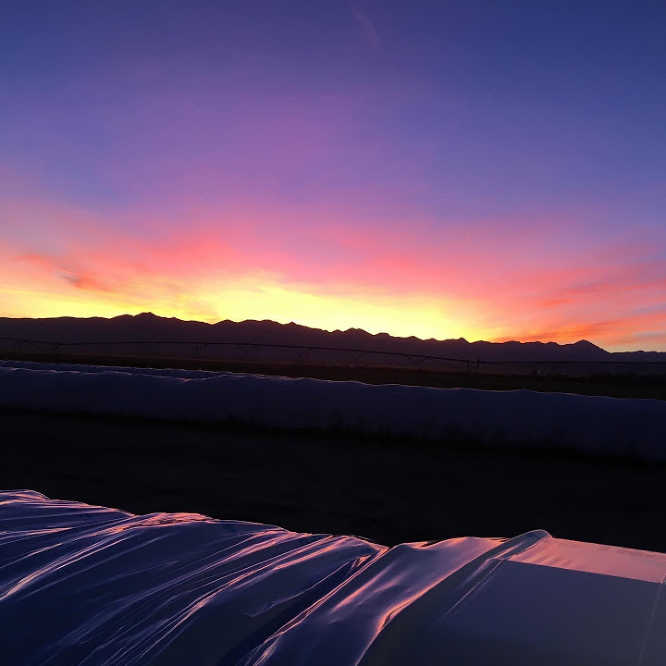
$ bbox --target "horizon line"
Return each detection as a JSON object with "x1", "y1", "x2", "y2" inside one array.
[{"x1": 4, "y1": 310, "x2": 664, "y2": 354}]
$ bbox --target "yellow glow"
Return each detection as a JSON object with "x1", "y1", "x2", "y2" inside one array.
[
  {"x1": 0, "y1": 276, "x2": 491, "y2": 342},
  {"x1": 201, "y1": 281, "x2": 483, "y2": 339}
]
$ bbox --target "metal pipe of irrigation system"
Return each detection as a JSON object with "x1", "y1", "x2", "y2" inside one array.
[{"x1": 2, "y1": 336, "x2": 666, "y2": 366}]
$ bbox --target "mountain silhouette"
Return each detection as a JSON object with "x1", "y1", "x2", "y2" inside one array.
[{"x1": 2, "y1": 312, "x2": 662, "y2": 363}]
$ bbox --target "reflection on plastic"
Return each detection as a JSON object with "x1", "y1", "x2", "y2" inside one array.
[
  {"x1": 2, "y1": 360, "x2": 666, "y2": 461},
  {"x1": 0, "y1": 491, "x2": 664, "y2": 665}
]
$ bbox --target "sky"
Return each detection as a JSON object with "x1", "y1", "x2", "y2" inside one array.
[{"x1": 1, "y1": 1, "x2": 665, "y2": 350}]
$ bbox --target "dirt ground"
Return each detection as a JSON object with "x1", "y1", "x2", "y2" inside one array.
[{"x1": 3, "y1": 408, "x2": 664, "y2": 553}]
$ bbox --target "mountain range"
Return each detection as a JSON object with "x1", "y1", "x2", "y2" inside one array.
[{"x1": 1, "y1": 313, "x2": 664, "y2": 363}]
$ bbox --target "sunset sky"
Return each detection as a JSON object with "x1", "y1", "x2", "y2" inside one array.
[{"x1": 2, "y1": 1, "x2": 665, "y2": 350}]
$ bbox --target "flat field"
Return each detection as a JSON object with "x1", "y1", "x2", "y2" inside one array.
[
  {"x1": 3, "y1": 408, "x2": 664, "y2": 553},
  {"x1": 4, "y1": 351, "x2": 666, "y2": 400}
]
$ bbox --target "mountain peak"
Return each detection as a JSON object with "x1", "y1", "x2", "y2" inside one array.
[{"x1": 572, "y1": 339, "x2": 601, "y2": 349}]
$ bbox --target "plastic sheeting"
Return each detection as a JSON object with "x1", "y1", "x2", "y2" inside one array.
[
  {"x1": 2, "y1": 360, "x2": 666, "y2": 460},
  {"x1": 0, "y1": 491, "x2": 664, "y2": 665}
]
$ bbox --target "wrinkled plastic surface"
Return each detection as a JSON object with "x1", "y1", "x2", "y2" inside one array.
[
  {"x1": 1, "y1": 491, "x2": 665, "y2": 665},
  {"x1": 2, "y1": 360, "x2": 666, "y2": 460}
]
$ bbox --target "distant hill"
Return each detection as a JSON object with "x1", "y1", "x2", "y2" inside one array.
[{"x1": 1, "y1": 312, "x2": 663, "y2": 363}]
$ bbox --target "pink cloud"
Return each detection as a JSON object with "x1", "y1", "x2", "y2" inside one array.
[{"x1": 2, "y1": 189, "x2": 666, "y2": 349}]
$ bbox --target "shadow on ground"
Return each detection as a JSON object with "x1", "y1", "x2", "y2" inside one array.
[{"x1": 3, "y1": 408, "x2": 664, "y2": 552}]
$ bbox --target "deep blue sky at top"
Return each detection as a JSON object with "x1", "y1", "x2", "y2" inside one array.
[{"x1": 3, "y1": 1, "x2": 665, "y2": 218}]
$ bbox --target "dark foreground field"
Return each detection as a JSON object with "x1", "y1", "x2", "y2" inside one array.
[
  {"x1": 3, "y1": 408, "x2": 665, "y2": 553},
  {"x1": 4, "y1": 351, "x2": 666, "y2": 400}
]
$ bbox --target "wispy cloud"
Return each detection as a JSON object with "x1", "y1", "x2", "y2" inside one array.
[
  {"x1": 17, "y1": 253, "x2": 110, "y2": 291},
  {"x1": 351, "y1": 5, "x2": 380, "y2": 49}
]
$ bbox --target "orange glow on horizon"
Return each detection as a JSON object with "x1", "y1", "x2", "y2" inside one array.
[{"x1": 2, "y1": 195, "x2": 666, "y2": 351}]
